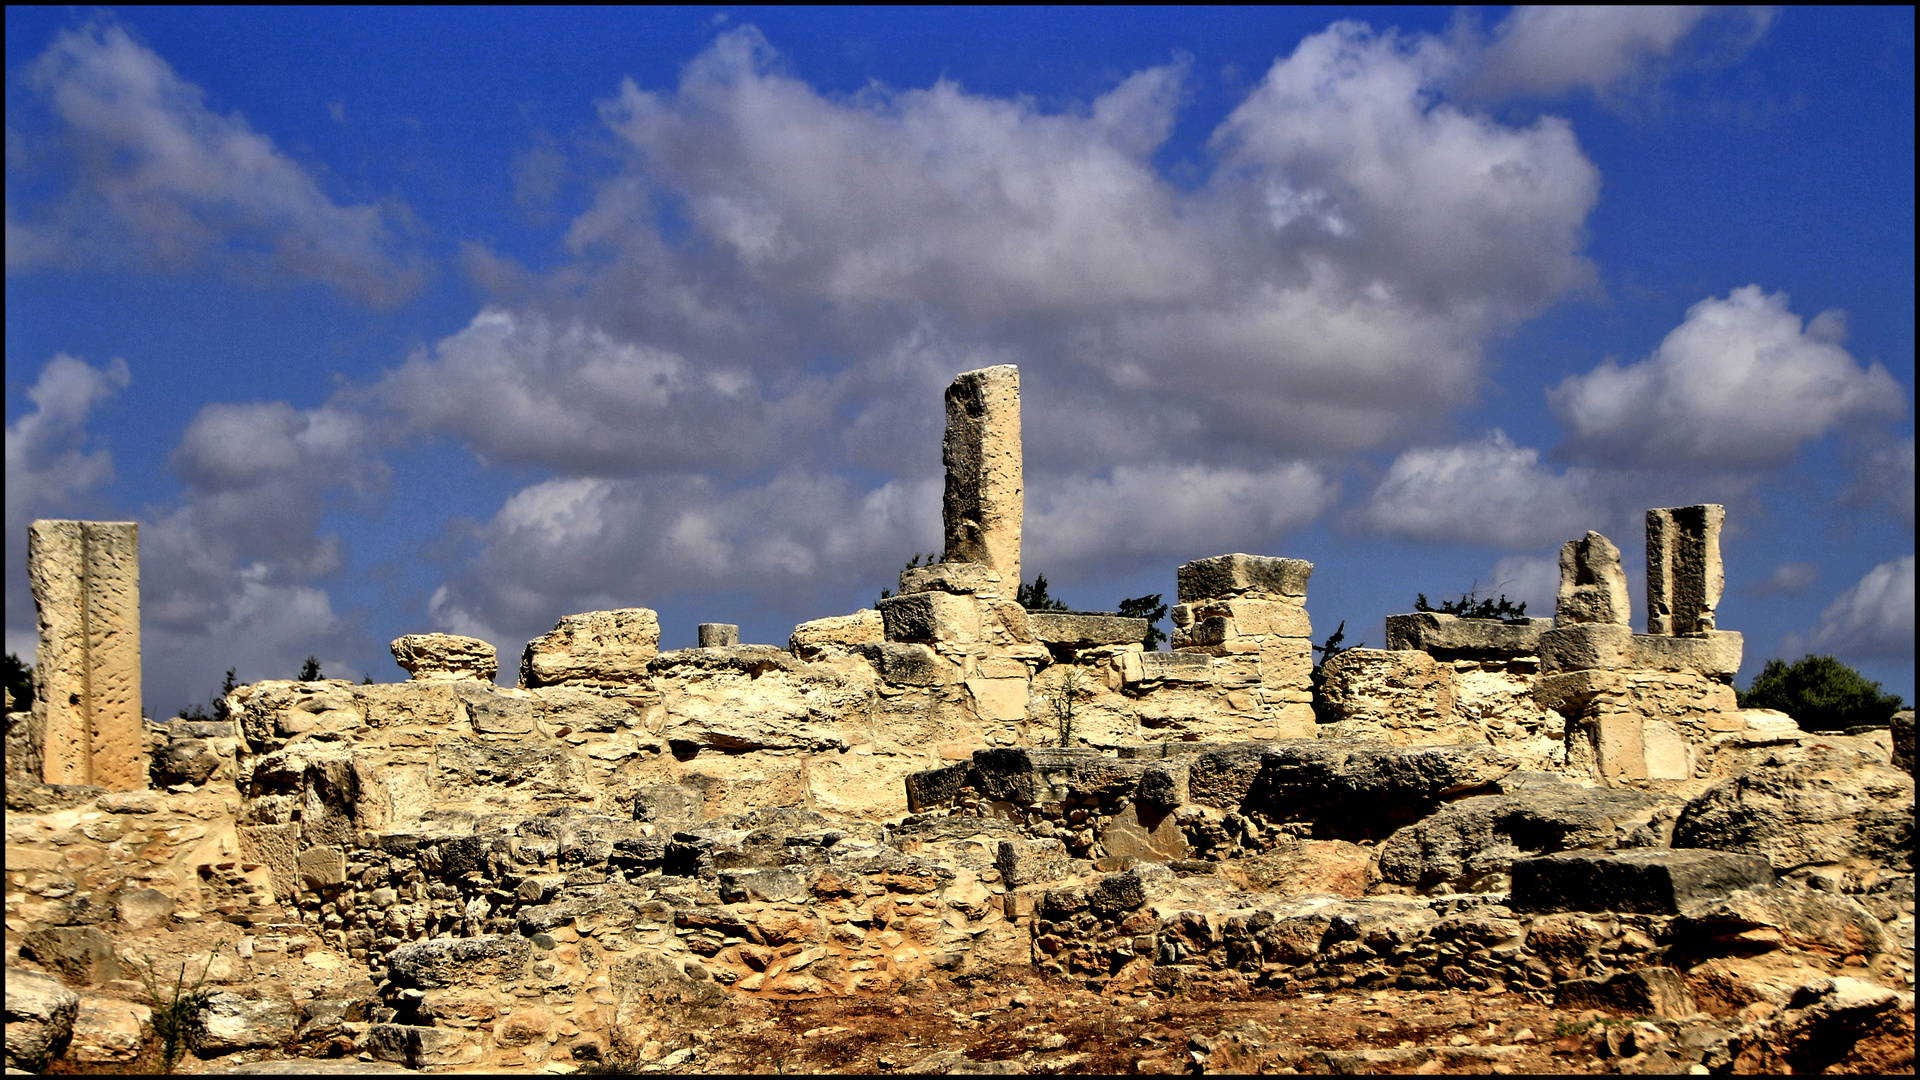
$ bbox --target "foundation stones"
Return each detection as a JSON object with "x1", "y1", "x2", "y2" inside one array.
[
  {"x1": 942, "y1": 365, "x2": 1022, "y2": 586},
  {"x1": 519, "y1": 608, "x2": 660, "y2": 688},
  {"x1": 390, "y1": 633, "x2": 497, "y2": 682},
  {"x1": 1556, "y1": 531, "x2": 1631, "y2": 627},
  {"x1": 28, "y1": 520, "x2": 143, "y2": 790},
  {"x1": 1647, "y1": 504, "x2": 1726, "y2": 635}
]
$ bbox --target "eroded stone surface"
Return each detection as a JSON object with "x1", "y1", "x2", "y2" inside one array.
[
  {"x1": 1556, "y1": 531, "x2": 1631, "y2": 627},
  {"x1": 390, "y1": 633, "x2": 497, "y2": 682},
  {"x1": 519, "y1": 608, "x2": 660, "y2": 688},
  {"x1": 29, "y1": 519, "x2": 142, "y2": 790},
  {"x1": 1647, "y1": 504, "x2": 1725, "y2": 636},
  {"x1": 942, "y1": 366, "x2": 1022, "y2": 585}
]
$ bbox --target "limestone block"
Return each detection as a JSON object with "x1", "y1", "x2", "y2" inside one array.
[
  {"x1": 1128, "y1": 652, "x2": 1213, "y2": 685},
  {"x1": 1217, "y1": 840, "x2": 1370, "y2": 897},
  {"x1": 1647, "y1": 504, "x2": 1725, "y2": 635},
  {"x1": 457, "y1": 685, "x2": 535, "y2": 734},
  {"x1": 20, "y1": 926, "x2": 118, "y2": 985},
  {"x1": 789, "y1": 609, "x2": 884, "y2": 659},
  {"x1": 654, "y1": 647, "x2": 872, "y2": 752},
  {"x1": 853, "y1": 642, "x2": 958, "y2": 687},
  {"x1": 68, "y1": 995, "x2": 150, "y2": 1064},
  {"x1": 1025, "y1": 611, "x2": 1148, "y2": 648},
  {"x1": 996, "y1": 838, "x2": 1072, "y2": 887},
  {"x1": 899, "y1": 561, "x2": 1004, "y2": 596},
  {"x1": 1176, "y1": 553, "x2": 1313, "y2": 603},
  {"x1": 1385, "y1": 612, "x2": 1550, "y2": 658},
  {"x1": 1630, "y1": 630, "x2": 1743, "y2": 677},
  {"x1": 904, "y1": 763, "x2": 971, "y2": 813},
  {"x1": 519, "y1": 608, "x2": 660, "y2": 688},
  {"x1": 697, "y1": 623, "x2": 739, "y2": 647},
  {"x1": 298, "y1": 845, "x2": 347, "y2": 888},
  {"x1": 355, "y1": 681, "x2": 461, "y2": 727},
  {"x1": 942, "y1": 365, "x2": 1022, "y2": 585},
  {"x1": 116, "y1": 887, "x2": 175, "y2": 930},
  {"x1": 1257, "y1": 639, "x2": 1313, "y2": 692},
  {"x1": 1555, "y1": 968, "x2": 1696, "y2": 1018},
  {"x1": 878, "y1": 591, "x2": 981, "y2": 645},
  {"x1": 434, "y1": 741, "x2": 592, "y2": 805},
  {"x1": 238, "y1": 822, "x2": 300, "y2": 901},
  {"x1": 1510, "y1": 849, "x2": 1772, "y2": 916},
  {"x1": 672, "y1": 756, "x2": 808, "y2": 819},
  {"x1": 390, "y1": 633, "x2": 497, "y2": 682},
  {"x1": 1672, "y1": 742, "x2": 1915, "y2": 870},
  {"x1": 1540, "y1": 623, "x2": 1635, "y2": 673},
  {"x1": 5, "y1": 968, "x2": 78, "y2": 1071},
  {"x1": 1556, "y1": 531, "x2": 1631, "y2": 627},
  {"x1": 965, "y1": 676, "x2": 1031, "y2": 723},
  {"x1": 29, "y1": 520, "x2": 142, "y2": 790},
  {"x1": 805, "y1": 752, "x2": 926, "y2": 819},
  {"x1": 1316, "y1": 650, "x2": 1465, "y2": 744},
  {"x1": 387, "y1": 935, "x2": 532, "y2": 990}
]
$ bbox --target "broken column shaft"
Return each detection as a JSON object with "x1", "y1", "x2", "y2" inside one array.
[
  {"x1": 28, "y1": 520, "x2": 144, "y2": 789},
  {"x1": 1646, "y1": 505, "x2": 1725, "y2": 635},
  {"x1": 942, "y1": 365, "x2": 1022, "y2": 588}
]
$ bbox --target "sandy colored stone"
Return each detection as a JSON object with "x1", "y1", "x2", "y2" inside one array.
[
  {"x1": 1317, "y1": 649, "x2": 1471, "y2": 745},
  {"x1": 789, "y1": 609, "x2": 884, "y2": 659},
  {"x1": 29, "y1": 520, "x2": 142, "y2": 790},
  {"x1": 520, "y1": 608, "x2": 660, "y2": 688},
  {"x1": 1176, "y1": 554, "x2": 1313, "y2": 603},
  {"x1": 1556, "y1": 531, "x2": 1630, "y2": 626},
  {"x1": 942, "y1": 365, "x2": 1022, "y2": 586},
  {"x1": 1647, "y1": 504, "x2": 1725, "y2": 635},
  {"x1": 391, "y1": 633, "x2": 498, "y2": 682}
]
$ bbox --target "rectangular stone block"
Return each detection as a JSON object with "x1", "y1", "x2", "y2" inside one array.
[
  {"x1": 877, "y1": 592, "x2": 980, "y2": 645},
  {"x1": 942, "y1": 365, "x2": 1022, "y2": 586},
  {"x1": 1257, "y1": 639, "x2": 1313, "y2": 691},
  {"x1": 519, "y1": 608, "x2": 659, "y2": 688},
  {"x1": 854, "y1": 642, "x2": 958, "y2": 686},
  {"x1": 1630, "y1": 631, "x2": 1743, "y2": 677},
  {"x1": 996, "y1": 838, "x2": 1072, "y2": 888},
  {"x1": 1647, "y1": 504, "x2": 1726, "y2": 635},
  {"x1": 904, "y1": 762, "x2": 971, "y2": 813},
  {"x1": 1540, "y1": 623, "x2": 1635, "y2": 673},
  {"x1": 899, "y1": 561, "x2": 1004, "y2": 596},
  {"x1": 1555, "y1": 968, "x2": 1697, "y2": 1018},
  {"x1": 1385, "y1": 612, "x2": 1550, "y2": 658},
  {"x1": 1176, "y1": 554, "x2": 1313, "y2": 603},
  {"x1": 788, "y1": 609, "x2": 884, "y2": 659},
  {"x1": 29, "y1": 520, "x2": 142, "y2": 790},
  {"x1": 1510, "y1": 849, "x2": 1773, "y2": 916},
  {"x1": 1024, "y1": 611, "x2": 1147, "y2": 648},
  {"x1": 298, "y1": 845, "x2": 347, "y2": 888}
]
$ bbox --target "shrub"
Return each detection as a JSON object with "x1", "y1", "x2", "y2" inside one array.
[
  {"x1": 1018, "y1": 574, "x2": 1069, "y2": 612},
  {"x1": 1117, "y1": 594, "x2": 1168, "y2": 650},
  {"x1": 298, "y1": 656, "x2": 322, "y2": 682},
  {"x1": 1309, "y1": 621, "x2": 1365, "y2": 724},
  {"x1": 1738, "y1": 655, "x2": 1905, "y2": 732},
  {"x1": 877, "y1": 552, "x2": 941, "y2": 605},
  {"x1": 1415, "y1": 591, "x2": 1528, "y2": 621},
  {"x1": 138, "y1": 949, "x2": 217, "y2": 1074}
]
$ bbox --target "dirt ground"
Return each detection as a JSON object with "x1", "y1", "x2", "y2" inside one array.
[{"x1": 623, "y1": 970, "x2": 1614, "y2": 1075}]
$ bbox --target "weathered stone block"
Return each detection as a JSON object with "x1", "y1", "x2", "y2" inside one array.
[
  {"x1": 1316, "y1": 650, "x2": 1465, "y2": 744},
  {"x1": 1025, "y1": 611, "x2": 1147, "y2": 648},
  {"x1": 789, "y1": 609, "x2": 884, "y2": 659},
  {"x1": 1556, "y1": 531, "x2": 1631, "y2": 626},
  {"x1": 29, "y1": 520, "x2": 142, "y2": 790},
  {"x1": 904, "y1": 762, "x2": 971, "y2": 813},
  {"x1": 5, "y1": 968, "x2": 78, "y2": 1071},
  {"x1": 1630, "y1": 631, "x2": 1743, "y2": 677},
  {"x1": 853, "y1": 642, "x2": 956, "y2": 686},
  {"x1": 298, "y1": 845, "x2": 347, "y2": 888},
  {"x1": 899, "y1": 561, "x2": 1004, "y2": 596},
  {"x1": 194, "y1": 993, "x2": 298, "y2": 1053},
  {"x1": 632, "y1": 784, "x2": 700, "y2": 824},
  {"x1": 943, "y1": 365, "x2": 1022, "y2": 585},
  {"x1": 20, "y1": 926, "x2": 119, "y2": 986},
  {"x1": 519, "y1": 608, "x2": 660, "y2": 688},
  {"x1": 1647, "y1": 504, "x2": 1725, "y2": 635},
  {"x1": 1510, "y1": 849, "x2": 1773, "y2": 915},
  {"x1": 1177, "y1": 554, "x2": 1312, "y2": 603},
  {"x1": 878, "y1": 591, "x2": 980, "y2": 645},
  {"x1": 697, "y1": 623, "x2": 739, "y2": 647},
  {"x1": 390, "y1": 633, "x2": 497, "y2": 682},
  {"x1": 996, "y1": 838, "x2": 1072, "y2": 887},
  {"x1": 1385, "y1": 612, "x2": 1550, "y2": 658},
  {"x1": 1540, "y1": 623, "x2": 1635, "y2": 673},
  {"x1": 386, "y1": 935, "x2": 532, "y2": 989},
  {"x1": 458, "y1": 686, "x2": 535, "y2": 734},
  {"x1": 1555, "y1": 968, "x2": 1696, "y2": 1017}
]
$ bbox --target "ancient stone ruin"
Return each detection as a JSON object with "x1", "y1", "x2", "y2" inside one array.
[{"x1": 5, "y1": 367, "x2": 1913, "y2": 1075}]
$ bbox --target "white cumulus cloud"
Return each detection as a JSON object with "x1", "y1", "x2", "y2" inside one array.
[
  {"x1": 1550, "y1": 286, "x2": 1904, "y2": 469},
  {"x1": 1359, "y1": 431, "x2": 1603, "y2": 548},
  {"x1": 1809, "y1": 556, "x2": 1915, "y2": 663},
  {"x1": 8, "y1": 21, "x2": 425, "y2": 304}
]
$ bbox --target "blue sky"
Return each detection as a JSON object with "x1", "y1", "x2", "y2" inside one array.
[{"x1": 6, "y1": 6, "x2": 1913, "y2": 717}]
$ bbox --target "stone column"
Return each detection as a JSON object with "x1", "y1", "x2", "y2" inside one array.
[
  {"x1": 28, "y1": 520, "x2": 143, "y2": 790},
  {"x1": 942, "y1": 365, "x2": 1022, "y2": 588},
  {"x1": 1646, "y1": 505, "x2": 1725, "y2": 635}
]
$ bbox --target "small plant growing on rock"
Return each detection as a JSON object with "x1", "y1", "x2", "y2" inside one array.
[
  {"x1": 1414, "y1": 591, "x2": 1528, "y2": 621},
  {"x1": 138, "y1": 947, "x2": 218, "y2": 1074},
  {"x1": 1047, "y1": 665, "x2": 1088, "y2": 747}
]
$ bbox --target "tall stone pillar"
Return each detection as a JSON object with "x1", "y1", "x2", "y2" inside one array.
[
  {"x1": 1646, "y1": 505, "x2": 1725, "y2": 635},
  {"x1": 942, "y1": 365, "x2": 1022, "y2": 587},
  {"x1": 28, "y1": 520, "x2": 143, "y2": 790}
]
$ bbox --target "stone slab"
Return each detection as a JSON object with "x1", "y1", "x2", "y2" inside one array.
[
  {"x1": 1630, "y1": 631, "x2": 1743, "y2": 677},
  {"x1": 1647, "y1": 504, "x2": 1725, "y2": 636},
  {"x1": 1177, "y1": 554, "x2": 1312, "y2": 603},
  {"x1": 899, "y1": 561, "x2": 1004, "y2": 596},
  {"x1": 1555, "y1": 967, "x2": 1697, "y2": 1017},
  {"x1": 390, "y1": 633, "x2": 496, "y2": 682},
  {"x1": 1556, "y1": 531, "x2": 1631, "y2": 627},
  {"x1": 1384, "y1": 612, "x2": 1550, "y2": 658},
  {"x1": 1510, "y1": 849, "x2": 1773, "y2": 916},
  {"x1": 1540, "y1": 623, "x2": 1635, "y2": 673},
  {"x1": 1024, "y1": 611, "x2": 1148, "y2": 648}
]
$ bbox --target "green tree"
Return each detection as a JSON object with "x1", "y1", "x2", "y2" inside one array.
[
  {"x1": 1018, "y1": 574, "x2": 1070, "y2": 611},
  {"x1": 298, "y1": 656, "x2": 323, "y2": 682},
  {"x1": 1738, "y1": 655, "x2": 1905, "y2": 732},
  {"x1": 179, "y1": 667, "x2": 238, "y2": 723},
  {"x1": 1117, "y1": 594, "x2": 1168, "y2": 650},
  {"x1": 3, "y1": 652, "x2": 33, "y2": 711},
  {"x1": 1415, "y1": 591, "x2": 1528, "y2": 620}
]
